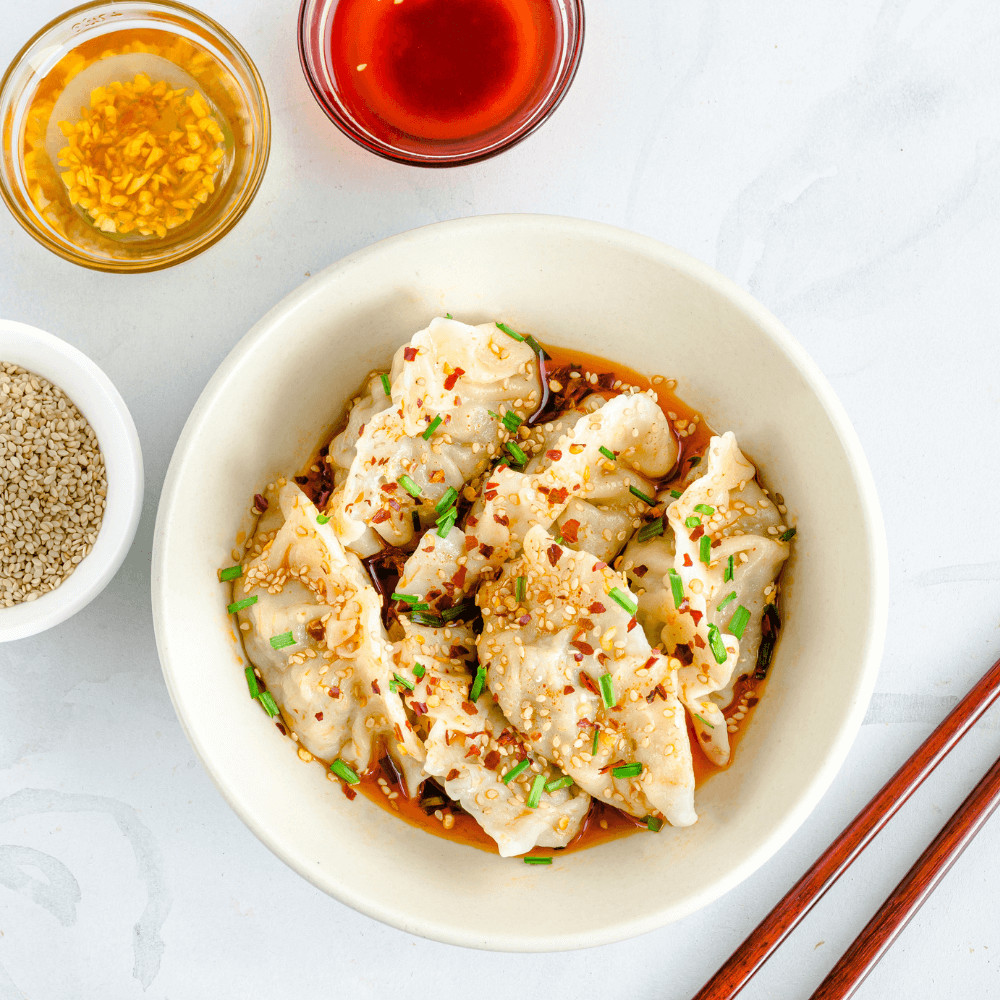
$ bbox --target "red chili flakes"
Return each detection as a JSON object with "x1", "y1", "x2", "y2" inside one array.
[
  {"x1": 579, "y1": 671, "x2": 599, "y2": 694},
  {"x1": 342, "y1": 783, "x2": 357, "y2": 800},
  {"x1": 643, "y1": 656, "x2": 658, "y2": 671},
  {"x1": 465, "y1": 745, "x2": 481, "y2": 758},
  {"x1": 683, "y1": 553, "x2": 693, "y2": 567},
  {"x1": 549, "y1": 487, "x2": 569, "y2": 505},
  {"x1": 701, "y1": 732, "x2": 712, "y2": 743},
  {"x1": 597, "y1": 651, "x2": 610, "y2": 666},
  {"x1": 546, "y1": 544, "x2": 562, "y2": 566},
  {"x1": 275, "y1": 721, "x2": 287, "y2": 735},
  {"x1": 571, "y1": 640, "x2": 595, "y2": 656},
  {"x1": 747, "y1": 696, "x2": 760, "y2": 708},
  {"x1": 632, "y1": 564, "x2": 648, "y2": 578},
  {"x1": 493, "y1": 512, "x2": 509, "y2": 527},
  {"x1": 537, "y1": 485, "x2": 550, "y2": 496},
  {"x1": 546, "y1": 449, "x2": 562, "y2": 462},
  {"x1": 328, "y1": 686, "x2": 341, "y2": 698},
  {"x1": 315, "y1": 712, "x2": 324, "y2": 721},
  {"x1": 479, "y1": 543, "x2": 495, "y2": 557},
  {"x1": 594, "y1": 562, "x2": 608, "y2": 571},
  {"x1": 560, "y1": 519, "x2": 580, "y2": 544},
  {"x1": 577, "y1": 618, "x2": 594, "y2": 631},
  {"x1": 688, "y1": 608, "x2": 704, "y2": 625},
  {"x1": 394, "y1": 723, "x2": 404, "y2": 742},
  {"x1": 387, "y1": 497, "x2": 401, "y2": 512},
  {"x1": 563, "y1": 685, "x2": 575, "y2": 695},
  {"x1": 444, "y1": 768, "x2": 459, "y2": 782},
  {"x1": 656, "y1": 683, "x2": 669, "y2": 701},
  {"x1": 464, "y1": 535, "x2": 478, "y2": 551},
  {"x1": 484, "y1": 490, "x2": 498, "y2": 501},
  {"x1": 443, "y1": 367, "x2": 465, "y2": 391},
  {"x1": 412, "y1": 702, "x2": 428, "y2": 716},
  {"x1": 517, "y1": 614, "x2": 531, "y2": 626},
  {"x1": 483, "y1": 749, "x2": 501, "y2": 770},
  {"x1": 576, "y1": 718, "x2": 594, "y2": 730},
  {"x1": 589, "y1": 602, "x2": 606, "y2": 614},
  {"x1": 467, "y1": 515, "x2": 478, "y2": 526},
  {"x1": 674, "y1": 643, "x2": 693, "y2": 665},
  {"x1": 429, "y1": 469, "x2": 446, "y2": 484},
  {"x1": 452, "y1": 565, "x2": 468, "y2": 589},
  {"x1": 461, "y1": 701, "x2": 478, "y2": 716},
  {"x1": 307, "y1": 619, "x2": 326, "y2": 641},
  {"x1": 380, "y1": 482, "x2": 398, "y2": 492},
  {"x1": 599, "y1": 759, "x2": 627, "y2": 775},
  {"x1": 371, "y1": 509, "x2": 391, "y2": 523},
  {"x1": 403, "y1": 347, "x2": 418, "y2": 361},
  {"x1": 694, "y1": 634, "x2": 706, "y2": 649},
  {"x1": 253, "y1": 492, "x2": 268, "y2": 512},
  {"x1": 690, "y1": 525, "x2": 704, "y2": 541},
  {"x1": 627, "y1": 617, "x2": 638, "y2": 632},
  {"x1": 597, "y1": 372, "x2": 615, "y2": 389},
  {"x1": 371, "y1": 680, "x2": 381, "y2": 695}
]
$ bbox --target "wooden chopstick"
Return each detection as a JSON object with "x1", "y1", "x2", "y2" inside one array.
[
  {"x1": 692, "y1": 654, "x2": 1000, "y2": 1000},
  {"x1": 809, "y1": 752, "x2": 1000, "y2": 999}
]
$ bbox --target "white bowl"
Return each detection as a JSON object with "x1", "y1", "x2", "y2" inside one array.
[
  {"x1": 0, "y1": 319, "x2": 143, "y2": 641},
  {"x1": 152, "y1": 216, "x2": 887, "y2": 950}
]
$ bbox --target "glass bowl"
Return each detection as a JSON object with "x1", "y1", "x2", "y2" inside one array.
[
  {"x1": 0, "y1": 0, "x2": 270, "y2": 273},
  {"x1": 298, "y1": 0, "x2": 585, "y2": 167}
]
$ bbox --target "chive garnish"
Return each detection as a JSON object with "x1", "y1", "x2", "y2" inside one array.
[
  {"x1": 694, "y1": 504, "x2": 715, "y2": 516},
  {"x1": 670, "y1": 489, "x2": 683, "y2": 498},
  {"x1": 515, "y1": 575, "x2": 526, "y2": 603},
  {"x1": 693, "y1": 712, "x2": 715, "y2": 729},
  {"x1": 218, "y1": 565, "x2": 242, "y2": 582},
  {"x1": 398, "y1": 475, "x2": 421, "y2": 497},
  {"x1": 259, "y1": 691, "x2": 279, "y2": 717},
  {"x1": 699, "y1": 534, "x2": 712, "y2": 565},
  {"x1": 729, "y1": 605, "x2": 751, "y2": 640},
  {"x1": 545, "y1": 775, "x2": 573, "y2": 793},
  {"x1": 434, "y1": 487, "x2": 458, "y2": 514},
  {"x1": 392, "y1": 672, "x2": 415, "y2": 692},
  {"x1": 668, "y1": 567, "x2": 684, "y2": 608},
  {"x1": 523, "y1": 856, "x2": 552, "y2": 865},
  {"x1": 487, "y1": 410, "x2": 501, "y2": 420},
  {"x1": 637, "y1": 517, "x2": 664, "y2": 542},
  {"x1": 445, "y1": 312, "x2": 453, "y2": 319},
  {"x1": 389, "y1": 678, "x2": 399, "y2": 694},
  {"x1": 316, "y1": 514, "x2": 330, "y2": 524},
  {"x1": 227, "y1": 595, "x2": 257, "y2": 614},
  {"x1": 503, "y1": 759, "x2": 531, "y2": 784},
  {"x1": 469, "y1": 665, "x2": 486, "y2": 701},
  {"x1": 244, "y1": 666, "x2": 261, "y2": 699},
  {"x1": 524, "y1": 335, "x2": 550, "y2": 360},
  {"x1": 646, "y1": 816, "x2": 663, "y2": 832},
  {"x1": 392, "y1": 592, "x2": 421, "y2": 604},
  {"x1": 502, "y1": 411, "x2": 522, "y2": 433},
  {"x1": 436, "y1": 508, "x2": 457, "y2": 537},
  {"x1": 608, "y1": 587, "x2": 637, "y2": 616},
  {"x1": 689, "y1": 456, "x2": 701, "y2": 466},
  {"x1": 629, "y1": 486, "x2": 655, "y2": 505},
  {"x1": 685, "y1": 515, "x2": 701, "y2": 529},
  {"x1": 717, "y1": 591, "x2": 737, "y2": 612},
  {"x1": 725, "y1": 554, "x2": 734, "y2": 582},
  {"x1": 779, "y1": 527, "x2": 797, "y2": 542},
  {"x1": 380, "y1": 373, "x2": 391, "y2": 396},
  {"x1": 269, "y1": 631, "x2": 295, "y2": 650},
  {"x1": 413, "y1": 662, "x2": 426, "y2": 679},
  {"x1": 442, "y1": 601, "x2": 475, "y2": 622},
  {"x1": 707, "y1": 624, "x2": 728, "y2": 664},
  {"x1": 422, "y1": 415, "x2": 443, "y2": 440},
  {"x1": 526, "y1": 773, "x2": 546, "y2": 808},
  {"x1": 330, "y1": 760, "x2": 360, "y2": 784},
  {"x1": 411, "y1": 611, "x2": 445, "y2": 628},
  {"x1": 599, "y1": 673, "x2": 615, "y2": 709},
  {"x1": 591, "y1": 727, "x2": 600, "y2": 756},
  {"x1": 599, "y1": 446, "x2": 616, "y2": 462},
  {"x1": 505, "y1": 441, "x2": 528, "y2": 466},
  {"x1": 496, "y1": 321, "x2": 524, "y2": 342},
  {"x1": 612, "y1": 762, "x2": 643, "y2": 779}
]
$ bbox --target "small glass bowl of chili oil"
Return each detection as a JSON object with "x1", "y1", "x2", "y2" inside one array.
[{"x1": 298, "y1": 0, "x2": 585, "y2": 166}]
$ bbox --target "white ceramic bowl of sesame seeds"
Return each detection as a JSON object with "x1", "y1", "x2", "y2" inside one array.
[
  {"x1": 153, "y1": 215, "x2": 887, "y2": 950},
  {"x1": 0, "y1": 319, "x2": 143, "y2": 641}
]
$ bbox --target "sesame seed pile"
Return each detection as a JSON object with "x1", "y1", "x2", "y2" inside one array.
[{"x1": 0, "y1": 363, "x2": 106, "y2": 607}]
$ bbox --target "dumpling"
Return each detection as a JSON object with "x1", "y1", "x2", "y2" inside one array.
[
  {"x1": 329, "y1": 318, "x2": 540, "y2": 551},
  {"x1": 477, "y1": 524, "x2": 697, "y2": 828},
  {"x1": 235, "y1": 482, "x2": 424, "y2": 784},
  {"x1": 392, "y1": 618, "x2": 590, "y2": 857},
  {"x1": 328, "y1": 372, "x2": 394, "y2": 489}
]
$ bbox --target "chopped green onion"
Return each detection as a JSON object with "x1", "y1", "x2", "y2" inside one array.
[
  {"x1": 729, "y1": 605, "x2": 751, "y2": 640},
  {"x1": 411, "y1": 611, "x2": 445, "y2": 628},
  {"x1": 779, "y1": 527, "x2": 797, "y2": 542},
  {"x1": 685, "y1": 515, "x2": 701, "y2": 529},
  {"x1": 393, "y1": 672, "x2": 415, "y2": 692},
  {"x1": 505, "y1": 441, "x2": 528, "y2": 466},
  {"x1": 668, "y1": 567, "x2": 684, "y2": 608},
  {"x1": 608, "y1": 587, "x2": 637, "y2": 616},
  {"x1": 330, "y1": 760, "x2": 360, "y2": 784},
  {"x1": 689, "y1": 456, "x2": 701, "y2": 467},
  {"x1": 413, "y1": 662, "x2": 426, "y2": 679},
  {"x1": 502, "y1": 759, "x2": 530, "y2": 784},
  {"x1": 612, "y1": 762, "x2": 643, "y2": 779},
  {"x1": 436, "y1": 508, "x2": 457, "y2": 537},
  {"x1": 670, "y1": 489, "x2": 683, "y2": 498},
  {"x1": 707, "y1": 624, "x2": 728, "y2": 664},
  {"x1": 398, "y1": 475, "x2": 422, "y2": 497},
  {"x1": 269, "y1": 631, "x2": 295, "y2": 650},
  {"x1": 725, "y1": 555, "x2": 734, "y2": 582},
  {"x1": 227, "y1": 595, "x2": 257, "y2": 614},
  {"x1": 496, "y1": 321, "x2": 524, "y2": 342},
  {"x1": 469, "y1": 666, "x2": 487, "y2": 702},
  {"x1": 421, "y1": 414, "x2": 443, "y2": 440},
  {"x1": 435, "y1": 487, "x2": 459, "y2": 514},
  {"x1": 694, "y1": 504, "x2": 715, "y2": 516},
  {"x1": 545, "y1": 775, "x2": 573, "y2": 793},
  {"x1": 645, "y1": 816, "x2": 663, "y2": 832},
  {"x1": 316, "y1": 513, "x2": 330, "y2": 525},
  {"x1": 380, "y1": 373, "x2": 391, "y2": 396},
  {"x1": 637, "y1": 517, "x2": 664, "y2": 542},
  {"x1": 524, "y1": 335, "x2": 550, "y2": 360},
  {"x1": 591, "y1": 727, "x2": 600, "y2": 756},
  {"x1": 515, "y1": 575, "x2": 526, "y2": 603},
  {"x1": 699, "y1": 534, "x2": 712, "y2": 565},
  {"x1": 717, "y1": 591, "x2": 737, "y2": 612},
  {"x1": 599, "y1": 446, "x2": 616, "y2": 462},
  {"x1": 218, "y1": 565, "x2": 242, "y2": 582},
  {"x1": 693, "y1": 713, "x2": 715, "y2": 729},
  {"x1": 526, "y1": 773, "x2": 546, "y2": 808},
  {"x1": 244, "y1": 666, "x2": 261, "y2": 699},
  {"x1": 259, "y1": 691, "x2": 279, "y2": 717},
  {"x1": 523, "y1": 856, "x2": 552, "y2": 865},
  {"x1": 502, "y1": 411, "x2": 522, "y2": 433},
  {"x1": 598, "y1": 673, "x2": 615, "y2": 709},
  {"x1": 553, "y1": 532, "x2": 564, "y2": 545},
  {"x1": 392, "y1": 592, "x2": 421, "y2": 604},
  {"x1": 629, "y1": 486, "x2": 655, "y2": 505},
  {"x1": 389, "y1": 678, "x2": 398, "y2": 694},
  {"x1": 442, "y1": 601, "x2": 475, "y2": 622},
  {"x1": 445, "y1": 312, "x2": 453, "y2": 319},
  {"x1": 487, "y1": 410, "x2": 501, "y2": 420}
]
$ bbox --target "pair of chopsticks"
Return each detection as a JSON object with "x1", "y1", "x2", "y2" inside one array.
[{"x1": 693, "y1": 653, "x2": 1000, "y2": 1000}]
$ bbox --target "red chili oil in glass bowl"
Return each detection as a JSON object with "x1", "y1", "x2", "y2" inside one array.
[{"x1": 298, "y1": 0, "x2": 584, "y2": 166}]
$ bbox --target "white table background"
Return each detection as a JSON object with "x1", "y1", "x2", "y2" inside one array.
[{"x1": 2, "y1": 1, "x2": 999, "y2": 997}]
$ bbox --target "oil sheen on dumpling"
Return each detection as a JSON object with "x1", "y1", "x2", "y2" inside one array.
[
  {"x1": 235, "y1": 482, "x2": 424, "y2": 784},
  {"x1": 477, "y1": 524, "x2": 697, "y2": 828},
  {"x1": 329, "y1": 318, "x2": 540, "y2": 552}
]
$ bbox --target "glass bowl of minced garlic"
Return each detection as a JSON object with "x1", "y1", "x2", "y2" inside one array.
[{"x1": 0, "y1": 1, "x2": 270, "y2": 273}]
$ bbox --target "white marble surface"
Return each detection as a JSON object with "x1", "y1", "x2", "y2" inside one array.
[{"x1": 1, "y1": 1, "x2": 999, "y2": 996}]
